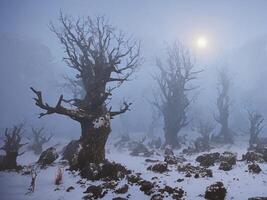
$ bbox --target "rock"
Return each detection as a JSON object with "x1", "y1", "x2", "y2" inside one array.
[
  {"x1": 177, "y1": 178, "x2": 184, "y2": 182},
  {"x1": 101, "y1": 161, "x2": 130, "y2": 181},
  {"x1": 158, "y1": 186, "x2": 186, "y2": 199},
  {"x1": 178, "y1": 163, "x2": 212, "y2": 178},
  {"x1": 66, "y1": 186, "x2": 75, "y2": 192},
  {"x1": 113, "y1": 197, "x2": 127, "y2": 200},
  {"x1": 151, "y1": 193, "x2": 164, "y2": 200},
  {"x1": 248, "y1": 163, "x2": 262, "y2": 174},
  {"x1": 241, "y1": 151, "x2": 264, "y2": 163},
  {"x1": 254, "y1": 146, "x2": 267, "y2": 162},
  {"x1": 37, "y1": 147, "x2": 59, "y2": 166},
  {"x1": 159, "y1": 185, "x2": 175, "y2": 194},
  {"x1": 196, "y1": 152, "x2": 220, "y2": 167},
  {"x1": 219, "y1": 161, "x2": 233, "y2": 171},
  {"x1": 62, "y1": 140, "x2": 80, "y2": 163},
  {"x1": 219, "y1": 152, "x2": 237, "y2": 165},
  {"x1": 205, "y1": 182, "x2": 227, "y2": 200},
  {"x1": 164, "y1": 155, "x2": 178, "y2": 164},
  {"x1": 139, "y1": 180, "x2": 154, "y2": 195},
  {"x1": 147, "y1": 162, "x2": 168, "y2": 173},
  {"x1": 115, "y1": 184, "x2": 129, "y2": 194},
  {"x1": 164, "y1": 155, "x2": 186, "y2": 165},
  {"x1": 172, "y1": 188, "x2": 186, "y2": 199},
  {"x1": 102, "y1": 181, "x2": 118, "y2": 190},
  {"x1": 127, "y1": 174, "x2": 142, "y2": 184},
  {"x1": 80, "y1": 161, "x2": 130, "y2": 181},
  {"x1": 185, "y1": 173, "x2": 192, "y2": 177},
  {"x1": 145, "y1": 159, "x2": 160, "y2": 163},
  {"x1": 248, "y1": 198, "x2": 267, "y2": 200},
  {"x1": 83, "y1": 185, "x2": 103, "y2": 198}
]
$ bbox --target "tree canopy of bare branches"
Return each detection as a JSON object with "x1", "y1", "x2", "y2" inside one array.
[
  {"x1": 31, "y1": 13, "x2": 141, "y2": 166},
  {"x1": 153, "y1": 42, "x2": 201, "y2": 148},
  {"x1": 27, "y1": 127, "x2": 53, "y2": 155}
]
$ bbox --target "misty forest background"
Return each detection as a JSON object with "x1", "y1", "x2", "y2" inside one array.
[{"x1": 1, "y1": 1, "x2": 267, "y2": 142}]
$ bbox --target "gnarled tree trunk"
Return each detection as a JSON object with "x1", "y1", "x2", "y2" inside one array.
[
  {"x1": 31, "y1": 13, "x2": 140, "y2": 169},
  {"x1": 4, "y1": 152, "x2": 19, "y2": 169},
  {"x1": 163, "y1": 115, "x2": 181, "y2": 148},
  {"x1": 78, "y1": 118, "x2": 111, "y2": 166}
]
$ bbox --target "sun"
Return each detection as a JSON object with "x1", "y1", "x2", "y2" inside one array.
[{"x1": 196, "y1": 36, "x2": 208, "y2": 48}]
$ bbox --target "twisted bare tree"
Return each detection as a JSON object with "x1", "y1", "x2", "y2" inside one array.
[
  {"x1": 153, "y1": 42, "x2": 201, "y2": 148},
  {"x1": 27, "y1": 127, "x2": 53, "y2": 155},
  {"x1": 247, "y1": 110, "x2": 264, "y2": 148},
  {"x1": 0, "y1": 124, "x2": 27, "y2": 170},
  {"x1": 214, "y1": 68, "x2": 233, "y2": 143},
  {"x1": 31, "y1": 13, "x2": 141, "y2": 168}
]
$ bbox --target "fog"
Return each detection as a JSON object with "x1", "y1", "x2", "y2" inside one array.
[{"x1": 1, "y1": 0, "x2": 267, "y2": 138}]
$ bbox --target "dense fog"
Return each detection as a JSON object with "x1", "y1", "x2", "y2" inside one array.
[
  {"x1": 1, "y1": 0, "x2": 267, "y2": 139},
  {"x1": 2, "y1": 1, "x2": 267, "y2": 200}
]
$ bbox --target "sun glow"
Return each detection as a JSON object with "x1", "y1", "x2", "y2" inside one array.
[{"x1": 196, "y1": 36, "x2": 208, "y2": 49}]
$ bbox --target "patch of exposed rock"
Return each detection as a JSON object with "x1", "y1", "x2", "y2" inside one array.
[
  {"x1": 164, "y1": 155, "x2": 186, "y2": 165},
  {"x1": 196, "y1": 153, "x2": 220, "y2": 167},
  {"x1": 248, "y1": 163, "x2": 262, "y2": 174},
  {"x1": 177, "y1": 163, "x2": 213, "y2": 178},
  {"x1": 147, "y1": 162, "x2": 168, "y2": 173},
  {"x1": 241, "y1": 151, "x2": 264, "y2": 163},
  {"x1": 205, "y1": 182, "x2": 227, "y2": 200},
  {"x1": 80, "y1": 161, "x2": 131, "y2": 181},
  {"x1": 83, "y1": 185, "x2": 105, "y2": 199},
  {"x1": 37, "y1": 147, "x2": 59, "y2": 166}
]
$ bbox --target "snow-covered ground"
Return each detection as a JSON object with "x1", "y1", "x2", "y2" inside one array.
[{"x1": 0, "y1": 137, "x2": 267, "y2": 200}]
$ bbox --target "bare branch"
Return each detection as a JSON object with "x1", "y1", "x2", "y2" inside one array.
[{"x1": 110, "y1": 102, "x2": 132, "y2": 117}]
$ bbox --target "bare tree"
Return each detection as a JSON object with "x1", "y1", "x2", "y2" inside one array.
[
  {"x1": 0, "y1": 124, "x2": 27, "y2": 170},
  {"x1": 27, "y1": 127, "x2": 53, "y2": 155},
  {"x1": 214, "y1": 68, "x2": 233, "y2": 143},
  {"x1": 247, "y1": 110, "x2": 264, "y2": 148},
  {"x1": 153, "y1": 42, "x2": 201, "y2": 148},
  {"x1": 31, "y1": 13, "x2": 141, "y2": 168}
]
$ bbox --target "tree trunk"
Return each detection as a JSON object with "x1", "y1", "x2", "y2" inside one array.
[
  {"x1": 164, "y1": 119, "x2": 181, "y2": 148},
  {"x1": 4, "y1": 152, "x2": 18, "y2": 169},
  {"x1": 77, "y1": 119, "x2": 111, "y2": 169},
  {"x1": 220, "y1": 120, "x2": 233, "y2": 144}
]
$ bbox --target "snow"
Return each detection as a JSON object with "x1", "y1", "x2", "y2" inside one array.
[
  {"x1": 0, "y1": 137, "x2": 267, "y2": 200},
  {"x1": 93, "y1": 114, "x2": 110, "y2": 129}
]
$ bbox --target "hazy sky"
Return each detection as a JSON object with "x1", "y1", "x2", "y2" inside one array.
[
  {"x1": 1, "y1": 0, "x2": 267, "y2": 136},
  {"x1": 1, "y1": 0, "x2": 267, "y2": 60}
]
